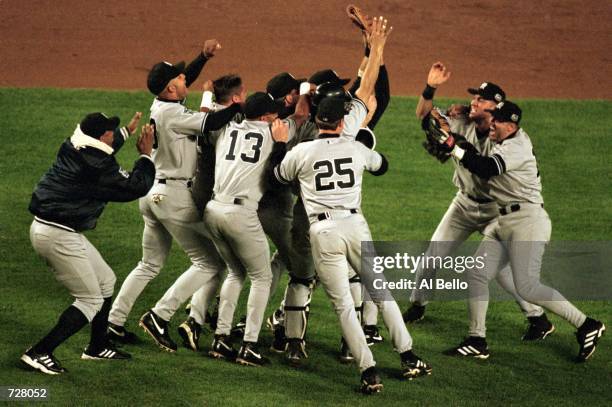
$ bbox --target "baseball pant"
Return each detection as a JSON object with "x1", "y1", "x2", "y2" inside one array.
[
  {"x1": 205, "y1": 199, "x2": 273, "y2": 343},
  {"x1": 30, "y1": 220, "x2": 115, "y2": 322},
  {"x1": 310, "y1": 212, "x2": 412, "y2": 372},
  {"x1": 410, "y1": 192, "x2": 543, "y2": 317},
  {"x1": 468, "y1": 204, "x2": 587, "y2": 337},
  {"x1": 109, "y1": 180, "x2": 224, "y2": 326}
]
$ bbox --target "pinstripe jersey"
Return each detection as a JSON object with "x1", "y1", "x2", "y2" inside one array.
[
  {"x1": 488, "y1": 128, "x2": 543, "y2": 205},
  {"x1": 149, "y1": 98, "x2": 209, "y2": 180},
  {"x1": 449, "y1": 114, "x2": 494, "y2": 200},
  {"x1": 276, "y1": 136, "x2": 383, "y2": 223},
  {"x1": 209, "y1": 118, "x2": 296, "y2": 203}
]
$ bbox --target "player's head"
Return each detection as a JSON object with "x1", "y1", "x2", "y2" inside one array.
[
  {"x1": 214, "y1": 74, "x2": 246, "y2": 106},
  {"x1": 467, "y1": 82, "x2": 505, "y2": 121},
  {"x1": 79, "y1": 112, "x2": 120, "y2": 146},
  {"x1": 315, "y1": 97, "x2": 346, "y2": 133},
  {"x1": 147, "y1": 61, "x2": 188, "y2": 100},
  {"x1": 244, "y1": 92, "x2": 283, "y2": 122},
  {"x1": 486, "y1": 101, "x2": 521, "y2": 142},
  {"x1": 312, "y1": 82, "x2": 351, "y2": 107},
  {"x1": 309, "y1": 69, "x2": 351, "y2": 88},
  {"x1": 267, "y1": 72, "x2": 305, "y2": 108}
]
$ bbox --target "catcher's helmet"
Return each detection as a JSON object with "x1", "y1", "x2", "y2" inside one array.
[{"x1": 312, "y1": 82, "x2": 351, "y2": 106}]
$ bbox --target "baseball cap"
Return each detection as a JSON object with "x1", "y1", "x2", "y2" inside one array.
[
  {"x1": 147, "y1": 61, "x2": 186, "y2": 95},
  {"x1": 467, "y1": 82, "x2": 506, "y2": 103},
  {"x1": 486, "y1": 101, "x2": 522, "y2": 124},
  {"x1": 316, "y1": 97, "x2": 346, "y2": 125},
  {"x1": 244, "y1": 92, "x2": 283, "y2": 119},
  {"x1": 80, "y1": 112, "x2": 120, "y2": 139},
  {"x1": 308, "y1": 69, "x2": 351, "y2": 86},
  {"x1": 266, "y1": 72, "x2": 306, "y2": 100}
]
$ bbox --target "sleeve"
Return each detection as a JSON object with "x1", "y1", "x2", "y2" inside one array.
[
  {"x1": 110, "y1": 126, "x2": 131, "y2": 153},
  {"x1": 342, "y1": 97, "x2": 368, "y2": 139},
  {"x1": 368, "y1": 65, "x2": 390, "y2": 130},
  {"x1": 275, "y1": 148, "x2": 300, "y2": 186},
  {"x1": 363, "y1": 146, "x2": 388, "y2": 176},
  {"x1": 87, "y1": 156, "x2": 155, "y2": 202},
  {"x1": 494, "y1": 139, "x2": 524, "y2": 172},
  {"x1": 184, "y1": 52, "x2": 209, "y2": 87},
  {"x1": 169, "y1": 107, "x2": 209, "y2": 137},
  {"x1": 283, "y1": 118, "x2": 297, "y2": 142},
  {"x1": 457, "y1": 142, "x2": 505, "y2": 179},
  {"x1": 265, "y1": 142, "x2": 289, "y2": 190},
  {"x1": 203, "y1": 104, "x2": 242, "y2": 132}
]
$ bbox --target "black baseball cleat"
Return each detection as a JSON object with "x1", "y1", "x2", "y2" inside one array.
[
  {"x1": 139, "y1": 310, "x2": 177, "y2": 352},
  {"x1": 403, "y1": 303, "x2": 426, "y2": 323},
  {"x1": 522, "y1": 313, "x2": 555, "y2": 341},
  {"x1": 107, "y1": 322, "x2": 140, "y2": 344},
  {"x1": 575, "y1": 317, "x2": 606, "y2": 362},
  {"x1": 266, "y1": 308, "x2": 284, "y2": 331},
  {"x1": 360, "y1": 367, "x2": 383, "y2": 395},
  {"x1": 236, "y1": 342, "x2": 269, "y2": 367},
  {"x1": 21, "y1": 348, "x2": 66, "y2": 375},
  {"x1": 178, "y1": 317, "x2": 202, "y2": 352},
  {"x1": 230, "y1": 316, "x2": 247, "y2": 339},
  {"x1": 339, "y1": 337, "x2": 354, "y2": 363},
  {"x1": 400, "y1": 350, "x2": 432, "y2": 379},
  {"x1": 444, "y1": 336, "x2": 490, "y2": 359},
  {"x1": 81, "y1": 344, "x2": 131, "y2": 360},
  {"x1": 364, "y1": 325, "x2": 384, "y2": 346},
  {"x1": 209, "y1": 335, "x2": 238, "y2": 361},
  {"x1": 286, "y1": 339, "x2": 308, "y2": 367},
  {"x1": 270, "y1": 325, "x2": 287, "y2": 353}
]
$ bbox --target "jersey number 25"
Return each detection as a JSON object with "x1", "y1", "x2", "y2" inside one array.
[{"x1": 314, "y1": 158, "x2": 355, "y2": 191}]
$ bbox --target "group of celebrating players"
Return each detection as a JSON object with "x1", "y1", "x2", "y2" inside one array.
[{"x1": 21, "y1": 7, "x2": 604, "y2": 395}]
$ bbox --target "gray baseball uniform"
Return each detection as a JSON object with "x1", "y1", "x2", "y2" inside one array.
[
  {"x1": 274, "y1": 130, "x2": 412, "y2": 372},
  {"x1": 466, "y1": 128, "x2": 586, "y2": 337},
  {"x1": 409, "y1": 113, "x2": 544, "y2": 318},
  {"x1": 204, "y1": 117, "x2": 296, "y2": 343},
  {"x1": 109, "y1": 99, "x2": 228, "y2": 327}
]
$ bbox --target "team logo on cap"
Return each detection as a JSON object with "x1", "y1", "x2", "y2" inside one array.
[
  {"x1": 480, "y1": 82, "x2": 488, "y2": 89},
  {"x1": 511, "y1": 114, "x2": 519, "y2": 122},
  {"x1": 494, "y1": 93, "x2": 503, "y2": 102}
]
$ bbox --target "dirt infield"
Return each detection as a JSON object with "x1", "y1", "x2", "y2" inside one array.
[{"x1": 1, "y1": 0, "x2": 610, "y2": 99}]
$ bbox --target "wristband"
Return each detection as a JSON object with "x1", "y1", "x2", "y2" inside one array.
[
  {"x1": 422, "y1": 84, "x2": 437, "y2": 100},
  {"x1": 200, "y1": 91, "x2": 213, "y2": 109},
  {"x1": 451, "y1": 145, "x2": 465, "y2": 160},
  {"x1": 299, "y1": 82, "x2": 311, "y2": 96}
]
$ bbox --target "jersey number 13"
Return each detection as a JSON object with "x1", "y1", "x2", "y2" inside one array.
[{"x1": 225, "y1": 130, "x2": 264, "y2": 163}]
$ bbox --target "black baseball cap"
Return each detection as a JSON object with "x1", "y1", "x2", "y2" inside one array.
[
  {"x1": 147, "y1": 61, "x2": 186, "y2": 95},
  {"x1": 80, "y1": 112, "x2": 120, "y2": 138},
  {"x1": 316, "y1": 97, "x2": 346, "y2": 125},
  {"x1": 309, "y1": 69, "x2": 351, "y2": 86},
  {"x1": 266, "y1": 72, "x2": 305, "y2": 100},
  {"x1": 486, "y1": 101, "x2": 522, "y2": 124},
  {"x1": 244, "y1": 92, "x2": 283, "y2": 119},
  {"x1": 467, "y1": 82, "x2": 506, "y2": 103}
]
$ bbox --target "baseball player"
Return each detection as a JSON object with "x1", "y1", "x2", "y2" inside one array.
[
  {"x1": 403, "y1": 63, "x2": 554, "y2": 342},
  {"x1": 107, "y1": 41, "x2": 245, "y2": 353},
  {"x1": 178, "y1": 74, "x2": 247, "y2": 351},
  {"x1": 434, "y1": 101, "x2": 606, "y2": 361},
  {"x1": 205, "y1": 91, "x2": 309, "y2": 366},
  {"x1": 21, "y1": 112, "x2": 155, "y2": 375},
  {"x1": 271, "y1": 19, "x2": 432, "y2": 395}
]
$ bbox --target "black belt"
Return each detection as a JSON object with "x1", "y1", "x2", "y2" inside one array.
[
  {"x1": 211, "y1": 193, "x2": 249, "y2": 207},
  {"x1": 468, "y1": 194, "x2": 494, "y2": 204},
  {"x1": 499, "y1": 203, "x2": 544, "y2": 216},
  {"x1": 158, "y1": 178, "x2": 193, "y2": 188},
  {"x1": 316, "y1": 209, "x2": 358, "y2": 221}
]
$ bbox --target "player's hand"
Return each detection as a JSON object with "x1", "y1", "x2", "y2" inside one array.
[
  {"x1": 203, "y1": 39, "x2": 222, "y2": 58},
  {"x1": 126, "y1": 112, "x2": 142, "y2": 134},
  {"x1": 271, "y1": 119, "x2": 288, "y2": 143},
  {"x1": 137, "y1": 124, "x2": 154, "y2": 156},
  {"x1": 427, "y1": 62, "x2": 451, "y2": 88},
  {"x1": 202, "y1": 80, "x2": 214, "y2": 92},
  {"x1": 369, "y1": 16, "x2": 393, "y2": 53}
]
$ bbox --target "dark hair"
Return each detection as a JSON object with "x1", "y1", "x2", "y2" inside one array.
[
  {"x1": 213, "y1": 74, "x2": 243, "y2": 104},
  {"x1": 315, "y1": 117, "x2": 342, "y2": 131}
]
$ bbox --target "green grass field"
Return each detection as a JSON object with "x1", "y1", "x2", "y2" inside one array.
[{"x1": 0, "y1": 88, "x2": 610, "y2": 406}]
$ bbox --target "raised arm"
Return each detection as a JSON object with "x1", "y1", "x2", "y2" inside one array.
[
  {"x1": 354, "y1": 17, "x2": 392, "y2": 103},
  {"x1": 184, "y1": 39, "x2": 222, "y2": 87},
  {"x1": 415, "y1": 62, "x2": 451, "y2": 120}
]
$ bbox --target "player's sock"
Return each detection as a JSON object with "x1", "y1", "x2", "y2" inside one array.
[
  {"x1": 33, "y1": 305, "x2": 88, "y2": 354},
  {"x1": 89, "y1": 297, "x2": 113, "y2": 351}
]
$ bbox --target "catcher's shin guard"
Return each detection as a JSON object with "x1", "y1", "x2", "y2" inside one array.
[{"x1": 284, "y1": 276, "x2": 314, "y2": 340}]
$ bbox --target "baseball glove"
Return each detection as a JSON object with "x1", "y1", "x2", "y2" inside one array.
[
  {"x1": 423, "y1": 109, "x2": 455, "y2": 151},
  {"x1": 346, "y1": 4, "x2": 373, "y2": 34}
]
